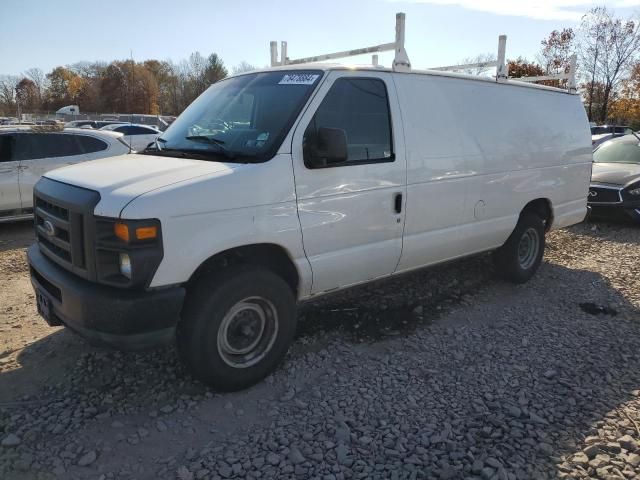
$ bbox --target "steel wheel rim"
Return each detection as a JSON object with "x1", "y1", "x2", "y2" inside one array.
[
  {"x1": 217, "y1": 296, "x2": 279, "y2": 368},
  {"x1": 517, "y1": 227, "x2": 539, "y2": 270}
]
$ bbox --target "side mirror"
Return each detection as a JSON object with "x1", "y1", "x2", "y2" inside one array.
[{"x1": 306, "y1": 127, "x2": 348, "y2": 168}]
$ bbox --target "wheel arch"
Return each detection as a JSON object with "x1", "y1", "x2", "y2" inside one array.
[
  {"x1": 187, "y1": 243, "x2": 300, "y2": 296},
  {"x1": 521, "y1": 198, "x2": 554, "y2": 232}
]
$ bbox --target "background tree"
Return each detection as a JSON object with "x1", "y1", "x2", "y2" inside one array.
[
  {"x1": 508, "y1": 58, "x2": 545, "y2": 78},
  {"x1": 24, "y1": 67, "x2": 46, "y2": 109},
  {"x1": 15, "y1": 78, "x2": 39, "y2": 112},
  {"x1": 458, "y1": 53, "x2": 497, "y2": 76},
  {"x1": 539, "y1": 28, "x2": 575, "y2": 88},
  {"x1": 232, "y1": 61, "x2": 257, "y2": 75},
  {"x1": 579, "y1": 7, "x2": 640, "y2": 122},
  {"x1": 3, "y1": 50, "x2": 227, "y2": 116},
  {"x1": 0, "y1": 75, "x2": 19, "y2": 115}
]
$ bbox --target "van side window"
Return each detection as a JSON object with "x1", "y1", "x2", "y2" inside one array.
[{"x1": 304, "y1": 78, "x2": 393, "y2": 168}]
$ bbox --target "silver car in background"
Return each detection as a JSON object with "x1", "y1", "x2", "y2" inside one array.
[{"x1": 0, "y1": 126, "x2": 130, "y2": 222}]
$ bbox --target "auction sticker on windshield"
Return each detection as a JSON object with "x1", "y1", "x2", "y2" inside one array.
[{"x1": 278, "y1": 74, "x2": 320, "y2": 85}]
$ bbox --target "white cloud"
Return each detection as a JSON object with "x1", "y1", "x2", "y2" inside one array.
[{"x1": 396, "y1": 1, "x2": 640, "y2": 21}]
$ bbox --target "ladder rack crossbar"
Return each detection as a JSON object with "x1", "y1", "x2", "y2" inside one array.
[
  {"x1": 287, "y1": 42, "x2": 396, "y2": 65},
  {"x1": 430, "y1": 61, "x2": 498, "y2": 71},
  {"x1": 514, "y1": 73, "x2": 570, "y2": 83}
]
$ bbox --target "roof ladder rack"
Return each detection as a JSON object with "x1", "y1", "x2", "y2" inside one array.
[
  {"x1": 269, "y1": 12, "x2": 577, "y2": 93},
  {"x1": 430, "y1": 35, "x2": 508, "y2": 82},
  {"x1": 270, "y1": 12, "x2": 411, "y2": 72},
  {"x1": 514, "y1": 54, "x2": 578, "y2": 93},
  {"x1": 430, "y1": 35, "x2": 577, "y2": 92}
]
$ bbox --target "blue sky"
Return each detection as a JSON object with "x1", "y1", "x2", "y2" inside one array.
[{"x1": 1, "y1": 0, "x2": 639, "y2": 76}]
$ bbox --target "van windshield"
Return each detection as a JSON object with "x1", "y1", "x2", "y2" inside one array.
[{"x1": 151, "y1": 70, "x2": 323, "y2": 162}]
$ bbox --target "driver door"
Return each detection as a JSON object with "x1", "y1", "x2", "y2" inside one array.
[{"x1": 291, "y1": 71, "x2": 407, "y2": 295}]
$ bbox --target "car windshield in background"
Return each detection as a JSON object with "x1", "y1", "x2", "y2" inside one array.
[
  {"x1": 593, "y1": 140, "x2": 640, "y2": 164},
  {"x1": 152, "y1": 70, "x2": 323, "y2": 162}
]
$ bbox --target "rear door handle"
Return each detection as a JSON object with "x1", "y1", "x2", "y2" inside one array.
[{"x1": 394, "y1": 193, "x2": 403, "y2": 214}]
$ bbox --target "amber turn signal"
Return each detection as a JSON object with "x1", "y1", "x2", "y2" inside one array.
[
  {"x1": 114, "y1": 223, "x2": 130, "y2": 242},
  {"x1": 114, "y1": 223, "x2": 158, "y2": 242},
  {"x1": 135, "y1": 226, "x2": 157, "y2": 240}
]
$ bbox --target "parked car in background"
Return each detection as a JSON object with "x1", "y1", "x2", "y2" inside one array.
[
  {"x1": 65, "y1": 120, "x2": 125, "y2": 129},
  {"x1": 99, "y1": 123, "x2": 161, "y2": 151},
  {"x1": 591, "y1": 124, "x2": 633, "y2": 149},
  {"x1": 0, "y1": 126, "x2": 130, "y2": 222},
  {"x1": 589, "y1": 134, "x2": 640, "y2": 223}
]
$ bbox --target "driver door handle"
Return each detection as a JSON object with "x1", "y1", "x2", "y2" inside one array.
[{"x1": 394, "y1": 193, "x2": 403, "y2": 214}]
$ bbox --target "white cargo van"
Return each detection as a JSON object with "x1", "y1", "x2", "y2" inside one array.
[{"x1": 27, "y1": 15, "x2": 592, "y2": 390}]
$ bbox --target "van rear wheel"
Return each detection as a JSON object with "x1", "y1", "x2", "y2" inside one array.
[
  {"x1": 493, "y1": 212, "x2": 545, "y2": 284},
  {"x1": 177, "y1": 265, "x2": 297, "y2": 391}
]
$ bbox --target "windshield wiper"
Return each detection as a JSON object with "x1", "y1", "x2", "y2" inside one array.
[
  {"x1": 141, "y1": 146, "x2": 258, "y2": 163},
  {"x1": 185, "y1": 135, "x2": 226, "y2": 145},
  {"x1": 144, "y1": 136, "x2": 167, "y2": 152},
  {"x1": 184, "y1": 135, "x2": 236, "y2": 159}
]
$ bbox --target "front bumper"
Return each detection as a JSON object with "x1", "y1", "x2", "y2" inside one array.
[{"x1": 27, "y1": 244, "x2": 185, "y2": 350}]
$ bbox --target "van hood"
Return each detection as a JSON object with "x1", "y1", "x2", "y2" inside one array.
[
  {"x1": 591, "y1": 162, "x2": 640, "y2": 187},
  {"x1": 44, "y1": 153, "x2": 241, "y2": 217}
]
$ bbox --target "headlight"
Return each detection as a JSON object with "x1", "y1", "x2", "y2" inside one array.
[
  {"x1": 119, "y1": 253, "x2": 132, "y2": 279},
  {"x1": 629, "y1": 187, "x2": 640, "y2": 196},
  {"x1": 95, "y1": 217, "x2": 163, "y2": 289}
]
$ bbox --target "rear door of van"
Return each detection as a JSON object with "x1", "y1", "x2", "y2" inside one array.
[{"x1": 290, "y1": 70, "x2": 407, "y2": 294}]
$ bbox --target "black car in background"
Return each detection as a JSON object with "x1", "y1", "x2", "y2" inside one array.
[{"x1": 589, "y1": 135, "x2": 640, "y2": 223}]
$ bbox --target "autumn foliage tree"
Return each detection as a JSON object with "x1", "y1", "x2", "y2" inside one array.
[
  {"x1": 508, "y1": 58, "x2": 545, "y2": 78},
  {"x1": 1, "y1": 50, "x2": 230, "y2": 116},
  {"x1": 579, "y1": 7, "x2": 640, "y2": 122},
  {"x1": 607, "y1": 62, "x2": 640, "y2": 128},
  {"x1": 15, "y1": 78, "x2": 39, "y2": 111},
  {"x1": 539, "y1": 28, "x2": 575, "y2": 88}
]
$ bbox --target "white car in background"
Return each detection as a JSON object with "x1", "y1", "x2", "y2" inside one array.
[
  {"x1": 99, "y1": 123, "x2": 161, "y2": 151},
  {"x1": 0, "y1": 126, "x2": 130, "y2": 222}
]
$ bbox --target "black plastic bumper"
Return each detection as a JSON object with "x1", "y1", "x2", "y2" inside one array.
[
  {"x1": 27, "y1": 244, "x2": 185, "y2": 350},
  {"x1": 588, "y1": 203, "x2": 640, "y2": 222}
]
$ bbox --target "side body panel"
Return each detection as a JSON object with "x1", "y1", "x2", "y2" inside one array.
[
  {"x1": 121, "y1": 154, "x2": 313, "y2": 297},
  {"x1": 289, "y1": 70, "x2": 407, "y2": 295},
  {"x1": 394, "y1": 72, "x2": 591, "y2": 272}
]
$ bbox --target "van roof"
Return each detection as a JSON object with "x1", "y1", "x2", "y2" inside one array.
[{"x1": 234, "y1": 63, "x2": 577, "y2": 95}]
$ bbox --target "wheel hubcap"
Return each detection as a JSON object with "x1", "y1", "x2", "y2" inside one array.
[
  {"x1": 217, "y1": 297, "x2": 279, "y2": 368},
  {"x1": 517, "y1": 227, "x2": 540, "y2": 270}
]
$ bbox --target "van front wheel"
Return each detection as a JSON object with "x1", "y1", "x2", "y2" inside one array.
[
  {"x1": 177, "y1": 266, "x2": 297, "y2": 391},
  {"x1": 493, "y1": 212, "x2": 545, "y2": 284}
]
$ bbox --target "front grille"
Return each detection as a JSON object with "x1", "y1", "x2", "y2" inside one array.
[
  {"x1": 34, "y1": 195, "x2": 84, "y2": 271},
  {"x1": 33, "y1": 178, "x2": 100, "y2": 280},
  {"x1": 588, "y1": 186, "x2": 621, "y2": 204}
]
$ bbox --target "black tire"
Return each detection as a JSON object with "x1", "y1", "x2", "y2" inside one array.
[
  {"x1": 493, "y1": 212, "x2": 545, "y2": 284},
  {"x1": 177, "y1": 265, "x2": 297, "y2": 391}
]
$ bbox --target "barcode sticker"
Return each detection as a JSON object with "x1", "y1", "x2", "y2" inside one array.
[{"x1": 278, "y1": 74, "x2": 320, "y2": 85}]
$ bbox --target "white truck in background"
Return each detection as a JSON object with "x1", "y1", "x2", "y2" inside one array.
[{"x1": 27, "y1": 14, "x2": 592, "y2": 391}]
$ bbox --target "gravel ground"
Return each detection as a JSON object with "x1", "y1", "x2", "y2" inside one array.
[{"x1": 1, "y1": 219, "x2": 639, "y2": 480}]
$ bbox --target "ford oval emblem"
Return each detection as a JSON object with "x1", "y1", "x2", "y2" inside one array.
[{"x1": 43, "y1": 220, "x2": 56, "y2": 237}]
